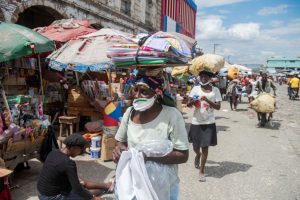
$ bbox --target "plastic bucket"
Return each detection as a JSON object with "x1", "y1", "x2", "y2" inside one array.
[
  {"x1": 90, "y1": 148, "x2": 100, "y2": 159},
  {"x1": 91, "y1": 136, "x2": 101, "y2": 148},
  {"x1": 103, "y1": 126, "x2": 119, "y2": 137}
]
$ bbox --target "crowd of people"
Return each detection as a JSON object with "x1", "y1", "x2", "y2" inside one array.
[{"x1": 34, "y1": 67, "x2": 300, "y2": 200}]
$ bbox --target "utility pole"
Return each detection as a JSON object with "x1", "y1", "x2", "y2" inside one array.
[{"x1": 213, "y1": 43, "x2": 220, "y2": 54}]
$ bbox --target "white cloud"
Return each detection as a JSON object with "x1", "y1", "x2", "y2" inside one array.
[
  {"x1": 260, "y1": 51, "x2": 276, "y2": 56},
  {"x1": 195, "y1": 0, "x2": 249, "y2": 8},
  {"x1": 228, "y1": 23, "x2": 260, "y2": 40},
  {"x1": 197, "y1": 15, "x2": 227, "y2": 40},
  {"x1": 263, "y1": 20, "x2": 300, "y2": 37},
  {"x1": 258, "y1": 4, "x2": 288, "y2": 16},
  {"x1": 196, "y1": 15, "x2": 260, "y2": 41},
  {"x1": 219, "y1": 48, "x2": 236, "y2": 56},
  {"x1": 195, "y1": 6, "x2": 300, "y2": 64},
  {"x1": 270, "y1": 20, "x2": 283, "y2": 27}
]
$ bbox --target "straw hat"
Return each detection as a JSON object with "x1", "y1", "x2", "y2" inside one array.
[{"x1": 0, "y1": 168, "x2": 13, "y2": 178}]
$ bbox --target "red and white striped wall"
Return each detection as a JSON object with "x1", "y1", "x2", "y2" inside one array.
[{"x1": 161, "y1": 0, "x2": 197, "y2": 38}]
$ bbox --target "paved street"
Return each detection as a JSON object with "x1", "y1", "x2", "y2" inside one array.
[
  {"x1": 180, "y1": 84, "x2": 300, "y2": 200},
  {"x1": 11, "y1": 84, "x2": 300, "y2": 200}
]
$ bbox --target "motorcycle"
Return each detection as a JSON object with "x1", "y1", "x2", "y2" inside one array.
[{"x1": 289, "y1": 88, "x2": 299, "y2": 100}]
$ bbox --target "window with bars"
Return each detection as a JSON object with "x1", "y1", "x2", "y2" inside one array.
[{"x1": 145, "y1": 0, "x2": 153, "y2": 25}]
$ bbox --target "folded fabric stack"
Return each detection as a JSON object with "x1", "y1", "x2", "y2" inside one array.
[{"x1": 107, "y1": 32, "x2": 192, "y2": 67}]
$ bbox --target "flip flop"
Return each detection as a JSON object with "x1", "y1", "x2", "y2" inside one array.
[
  {"x1": 107, "y1": 177, "x2": 115, "y2": 193},
  {"x1": 194, "y1": 155, "x2": 200, "y2": 169}
]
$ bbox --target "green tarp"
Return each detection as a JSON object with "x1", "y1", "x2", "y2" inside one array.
[{"x1": 0, "y1": 22, "x2": 55, "y2": 62}]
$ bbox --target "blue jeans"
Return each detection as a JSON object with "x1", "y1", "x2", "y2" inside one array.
[{"x1": 39, "y1": 194, "x2": 66, "y2": 200}]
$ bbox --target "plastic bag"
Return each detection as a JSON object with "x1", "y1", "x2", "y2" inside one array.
[
  {"x1": 135, "y1": 140, "x2": 173, "y2": 157},
  {"x1": 135, "y1": 140, "x2": 178, "y2": 200}
]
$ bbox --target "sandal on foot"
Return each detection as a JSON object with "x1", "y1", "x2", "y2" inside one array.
[
  {"x1": 107, "y1": 177, "x2": 115, "y2": 193},
  {"x1": 199, "y1": 174, "x2": 206, "y2": 182},
  {"x1": 194, "y1": 155, "x2": 200, "y2": 169},
  {"x1": 100, "y1": 178, "x2": 115, "y2": 195}
]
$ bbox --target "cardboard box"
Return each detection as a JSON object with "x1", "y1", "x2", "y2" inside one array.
[{"x1": 101, "y1": 135, "x2": 117, "y2": 161}]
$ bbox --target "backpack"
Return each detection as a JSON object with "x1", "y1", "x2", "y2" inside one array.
[{"x1": 39, "y1": 126, "x2": 59, "y2": 163}]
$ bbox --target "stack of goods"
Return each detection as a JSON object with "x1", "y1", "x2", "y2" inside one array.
[
  {"x1": 67, "y1": 86, "x2": 102, "y2": 116},
  {"x1": 81, "y1": 80, "x2": 109, "y2": 100},
  {"x1": 107, "y1": 32, "x2": 192, "y2": 67},
  {"x1": 82, "y1": 120, "x2": 103, "y2": 159},
  {"x1": 0, "y1": 113, "x2": 48, "y2": 155},
  {"x1": 189, "y1": 54, "x2": 225, "y2": 76}
]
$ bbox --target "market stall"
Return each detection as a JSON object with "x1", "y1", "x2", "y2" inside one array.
[
  {"x1": 46, "y1": 29, "x2": 196, "y2": 161},
  {"x1": 0, "y1": 22, "x2": 55, "y2": 169}
]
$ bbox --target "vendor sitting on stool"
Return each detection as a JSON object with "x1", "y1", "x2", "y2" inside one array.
[{"x1": 37, "y1": 134, "x2": 112, "y2": 200}]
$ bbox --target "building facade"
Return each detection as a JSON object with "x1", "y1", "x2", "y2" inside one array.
[
  {"x1": 266, "y1": 57, "x2": 300, "y2": 72},
  {"x1": 0, "y1": 0, "x2": 162, "y2": 33},
  {"x1": 161, "y1": 0, "x2": 197, "y2": 38}
]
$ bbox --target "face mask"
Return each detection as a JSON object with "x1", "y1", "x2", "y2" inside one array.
[
  {"x1": 133, "y1": 95, "x2": 156, "y2": 111},
  {"x1": 199, "y1": 81, "x2": 211, "y2": 86}
]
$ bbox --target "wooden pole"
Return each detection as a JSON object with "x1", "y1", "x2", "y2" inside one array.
[
  {"x1": 107, "y1": 69, "x2": 112, "y2": 97},
  {"x1": 75, "y1": 72, "x2": 80, "y2": 86},
  {"x1": 0, "y1": 84, "x2": 11, "y2": 121},
  {"x1": 37, "y1": 55, "x2": 44, "y2": 96}
]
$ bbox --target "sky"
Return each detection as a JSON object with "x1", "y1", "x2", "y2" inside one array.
[{"x1": 194, "y1": 0, "x2": 300, "y2": 65}]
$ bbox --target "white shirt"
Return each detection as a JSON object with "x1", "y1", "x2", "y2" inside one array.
[
  {"x1": 116, "y1": 105, "x2": 189, "y2": 151},
  {"x1": 189, "y1": 86, "x2": 222, "y2": 125}
]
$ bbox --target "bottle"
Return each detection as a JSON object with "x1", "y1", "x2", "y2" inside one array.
[{"x1": 193, "y1": 95, "x2": 201, "y2": 108}]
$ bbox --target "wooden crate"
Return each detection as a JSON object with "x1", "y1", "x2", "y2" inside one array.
[{"x1": 67, "y1": 86, "x2": 102, "y2": 117}]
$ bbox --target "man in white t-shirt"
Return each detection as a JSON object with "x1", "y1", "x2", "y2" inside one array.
[{"x1": 187, "y1": 70, "x2": 222, "y2": 182}]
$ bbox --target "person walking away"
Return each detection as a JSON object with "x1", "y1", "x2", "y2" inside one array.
[
  {"x1": 236, "y1": 82, "x2": 243, "y2": 103},
  {"x1": 226, "y1": 79, "x2": 239, "y2": 110},
  {"x1": 218, "y1": 76, "x2": 227, "y2": 100},
  {"x1": 112, "y1": 72, "x2": 189, "y2": 200},
  {"x1": 187, "y1": 70, "x2": 222, "y2": 182},
  {"x1": 37, "y1": 134, "x2": 102, "y2": 200},
  {"x1": 255, "y1": 72, "x2": 276, "y2": 122},
  {"x1": 289, "y1": 74, "x2": 300, "y2": 98}
]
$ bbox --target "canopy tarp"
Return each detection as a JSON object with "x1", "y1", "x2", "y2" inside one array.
[
  {"x1": 47, "y1": 28, "x2": 134, "y2": 72},
  {"x1": 0, "y1": 22, "x2": 55, "y2": 63},
  {"x1": 34, "y1": 19, "x2": 97, "y2": 43}
]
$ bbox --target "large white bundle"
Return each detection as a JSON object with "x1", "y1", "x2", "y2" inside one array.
[
  {"x1": 189, "y1": 54, "x2": 225, "y2": 76},
  {"x1": 250, "y1": 93, "x2": 275, "y2": 113},
  {"x1": 171, "y1": 66, "x2": 189, "y2": 76}
]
